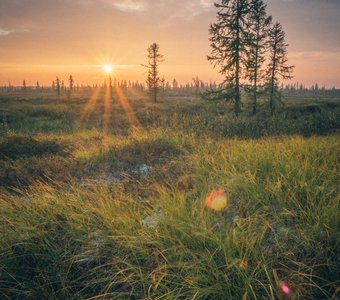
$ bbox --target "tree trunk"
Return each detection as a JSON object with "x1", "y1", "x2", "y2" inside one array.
[
  {"x1": 153, "y1": 53, "x2": 157, "y2": 102},
  {"x1": 235, "y1": 0, "x2": 241, "y2": 117},
  {"x1": 253, "y1": 24, "x2": 260, "y2": 116},
  {"x1": 270, "y1": 44, "x2": 277, "y2": 115}
]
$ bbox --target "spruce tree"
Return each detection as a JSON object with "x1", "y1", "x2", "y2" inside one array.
[
  {"x1": 144, "y1": 43, "x2": 164, "y2": 103},
  {"x1": 172, "y1": 79, "x2": 178, "y2": 90},
  {"x1": 246, "y1": 0, "x2": 271, "y2": 115},
  {"x1": 208, "y1": 0, "x2": 251, "y2": 116},
  {"x1": 22, "y1": 80, "x2": 27, "y2": 91},
  {"x1": 265, "y1": 22, "x2": 294, "y2": 114},
  {"x1": 55, "y1": 77, "x2": 61, "y2": 97},
  {"x1": 68, "y1": 75, "x2": 74, "y2": 100}
]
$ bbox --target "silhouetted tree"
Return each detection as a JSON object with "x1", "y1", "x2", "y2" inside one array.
[
  {"x1": 246, "y1": 0, "x2": 271, "y2": 115},
  {"x1": 265, "y1": 22, "x2": 294, "y2": 114},
  {"x1": 55, "y1": 77, "x2": 61, "y2": 97},
  {"x1": 144, "y1": 43, "x2": 164, "y2": 102},
  {"x1": 22, "y1": 80, "x2": 27, "y2": 91},
  {"x1": 68, "y1": 75, "x2": 74, "y2": 100},
  {"x1": 208, "y1": 0, "x2": 251, "y2": 116},
  {"x1": 172, "y1": 79, "x2": 178, "y2": 89},
  {"x1": 69, "y1": 75, "x2": 74, "y2": 91},
  {"x1": 160, "y1": 77, "x2": 166, "y2": 94},
  {"x1": 192, "y1": 76, "x2": 200, "y2": 92}
]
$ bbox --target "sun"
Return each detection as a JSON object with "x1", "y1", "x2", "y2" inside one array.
[{"x1": 103, "y1": 64, "x2": 113, "y2": 74}]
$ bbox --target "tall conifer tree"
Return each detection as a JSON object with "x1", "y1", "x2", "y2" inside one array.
[
  {"x1": 68, "y1": 75, "x2": 74, "y2": 100},
  {"x1": 265, "y1": 22, "x2": 294, "y2": 114},
  {"x1": 145, "y1": 43, "x2": 164, "y2": 103},
  {"x1": 246, "y1": 0, "x2": 271, "y2": 115},
  {"x1": 208, "y1": 0, "x2": 251, "y2": 116},
  {"x1": 55, "y1": 77, "x2": 61, "y2": 97}
]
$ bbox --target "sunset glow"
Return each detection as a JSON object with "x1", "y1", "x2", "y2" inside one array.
[
  {"x1": 0, "y1": 1, "x2": 339, "y2": 87},
  {"x1": 103, "y1": 65, "x2": 113, "y2": 74},
  {"x1": 0, "y1": 2, "x2": 338, "y2": 298}
]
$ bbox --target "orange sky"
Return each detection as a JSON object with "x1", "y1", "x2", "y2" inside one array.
[{"x1": 0, "y1": 0, "x2": 339, "y2": 87}]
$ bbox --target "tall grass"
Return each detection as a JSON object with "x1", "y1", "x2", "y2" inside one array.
[
  {"x1": 1, "y1": 93, "x2": 339, "y2": 137},
  {"x1": 0, "y1": 130, "x2": 339, "y2": 299},
  {"x1": 0, "y1": 92, "x2": 339, "y2": 298}
]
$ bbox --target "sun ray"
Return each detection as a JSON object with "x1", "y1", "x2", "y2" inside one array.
[
  {"x1": 103, "y1": 84, "x2": 112, "y2": 134},
  {"x1": 114, "y1": 86, "x2": 139, "y2": 127},
  {"x1": 128, "y1": 86, "x2": 149, "y2": 104},
  {"x1": 78, "y1": 86, "x2": 102, "y2": 128}
]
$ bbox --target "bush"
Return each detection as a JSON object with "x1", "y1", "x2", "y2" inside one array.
[{"x1": 0, "y1": 135, "x2": 67, "y2": 160}]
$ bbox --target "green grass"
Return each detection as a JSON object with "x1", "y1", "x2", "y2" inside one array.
[{"x1": 0, "y1": 90, "x2": 339, "y2": 299}]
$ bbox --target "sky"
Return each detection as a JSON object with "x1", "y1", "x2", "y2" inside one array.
[{"x1": 0, "y1": 0, "x2": 339, "y2": 87}]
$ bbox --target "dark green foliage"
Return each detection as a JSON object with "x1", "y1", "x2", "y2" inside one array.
[
  {"x1": 114, "y1": 138, "x2": 181, "y2": 168},
  {"x1": 246, "y1": 0, "x2": 272, "y2": 115},
  {"x1": 208, "y1": 1, "x2": 294, "y2": 116},
  {"x1": 0, "y1": 135, "x2": 66, "y2": 160},
  {"x1": 208, "y1": 0, "x2": 251, "y2": 116},
  {"x1": 265, "y1": 22, "x2": 294, "y2": 114},
  {"x1": 0, "y1": 156, "x2": 77, "y2": 188}
]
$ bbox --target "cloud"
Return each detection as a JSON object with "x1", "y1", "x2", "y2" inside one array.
[
  {"x1": 108, "y1": 0, "x2": 213, "y2": 16},
  {"x1": 153, "y1": 0, "x2": 214, "y2": 27},
  {"x1": 200, "y1": 0, "x2": 214, "y2": 9},
  {"x1": 180, "y1": 0, "x2": 214, "y2": 16},
  {"x1": 290, "y1": 51, "x2": 340, "y2": 61},
  {"x1": 0, "y1": 27, "x2": 29, "y2": 36},
  {"x1": 110, "y1": 0, "x2": 146, "y2": 12}
]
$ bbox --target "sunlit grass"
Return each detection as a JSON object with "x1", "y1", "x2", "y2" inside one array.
[
  {"x1": 0, "y1": 92, "x2": 339, "y2": 298},
  {"x1": 115, "y1": 86, "x2": 139, "y2": 127},
  {"x1": 78, "y1": 87, "x2": 102, "y2": 128},
  {"x1": 0, "y1": 129, "x2": 339, "y2": 299}
]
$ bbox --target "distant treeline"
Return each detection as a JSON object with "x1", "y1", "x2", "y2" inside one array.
[{"x1": 1, "y1": 77, "x2": 338, "y2": 94}]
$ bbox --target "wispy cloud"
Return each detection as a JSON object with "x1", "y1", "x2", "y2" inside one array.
[
  {"x1": 177, "y1": 0, "x2": 214, "y2": 17},
  {"x1": 200, "y1": 0, "x2": 214, "y2": 9},
  {"x1": 109, "y1": 0, "x2": 146, "y2": 12},
  {"x1": 0, "y1": 27, "x2": 29, "y2": 36},
  {"x1": 107, "y1": 0, "x2": 213, "y2": 16},
  {"x1": 290, "y1": 51, "x2": 340, "y2": 61},
  {"x1": 155, "y1": 0, "x2": 214, "y2": 27}
]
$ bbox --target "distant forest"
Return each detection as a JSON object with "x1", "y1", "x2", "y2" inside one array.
[
  {"x1": 2, "y1": 0, "x2": 339, "y2": 115},
  {"x1": 1, "y1": 78, "x2": 339, "y2": 96}
]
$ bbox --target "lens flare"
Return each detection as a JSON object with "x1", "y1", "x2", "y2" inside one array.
[
  {"x1": 103, "y1": 64, "x2": 112, "y2": 74},
  {"x1": 280, "y1": 282, "x2": 291, "y2": 295},
  {"x1": 205, "y1": 190, "x2": 228, "y2": 211}
]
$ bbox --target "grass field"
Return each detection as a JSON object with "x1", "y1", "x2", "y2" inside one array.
[{"x1": 0, "y1": 88, "x2": 339, "y2": 299}]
